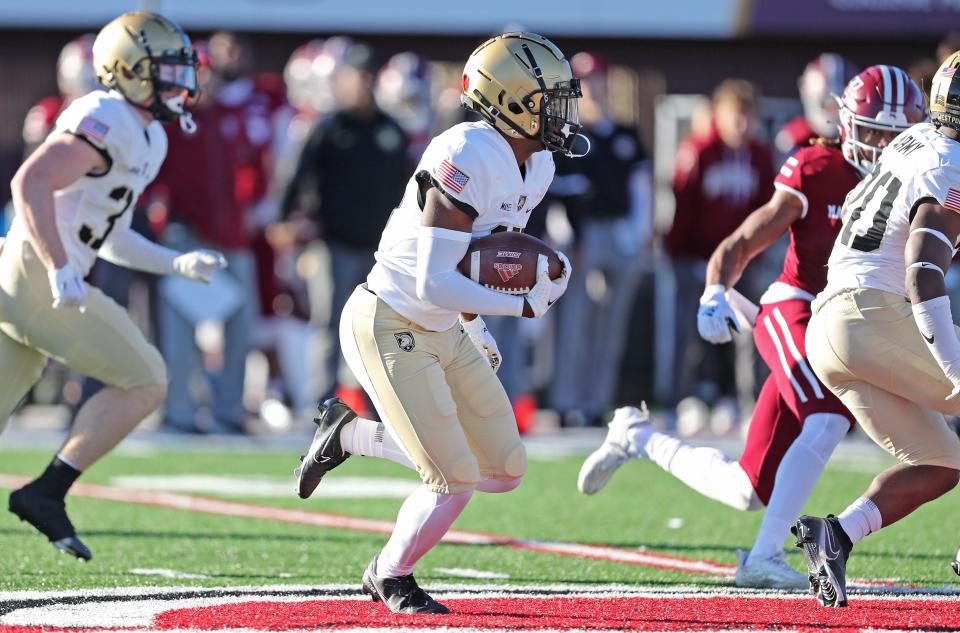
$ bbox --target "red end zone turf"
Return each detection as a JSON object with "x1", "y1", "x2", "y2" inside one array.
[{"x1": 148, "y1": 595, "x2": 960, "y2": 632}]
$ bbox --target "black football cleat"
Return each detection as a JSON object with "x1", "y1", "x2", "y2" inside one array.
[
  {"x1": 792, "y1": 514, "x2": 852, "y2": 607},
  {"x1": 294, "y1": 397, "x2": 356, "y2": 499},
  {"x1": 361, "y1": 555, "x2": 450, "y2": 614},
  {"x1": 8, "y1": 485, "x2": 92, "y2": 561}
]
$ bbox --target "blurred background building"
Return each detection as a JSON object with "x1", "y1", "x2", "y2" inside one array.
[{"x1": 2, "y1": 0, "x2": 959, "y2": 434}]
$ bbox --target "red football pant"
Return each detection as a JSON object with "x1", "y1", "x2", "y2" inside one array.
[{"x1": 738, "y1": 299, "x2": 851, "y2": 504}]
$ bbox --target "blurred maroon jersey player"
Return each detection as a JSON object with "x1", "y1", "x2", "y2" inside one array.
[
  {"x1": 775, "y1": 53, "x2": 858, "y2": 155},
  {"x1": 22, "y1": 34, "x2": 99, "y2": 157},
  {"x1": 577, "y1": 65, "x2": 925, "y2": 590}
]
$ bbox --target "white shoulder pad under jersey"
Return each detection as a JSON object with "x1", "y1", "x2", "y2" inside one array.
[
  {"x1": 821, "y1": 122, "x2": 960, "y2": 299},
  {"x1": 39, "y1": 90, "x2": 168, "y2": 277},
  {"x1": 367, "y1": 121, "x2": 556, "y2": 331}
]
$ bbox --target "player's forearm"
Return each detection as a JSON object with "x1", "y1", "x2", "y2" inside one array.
[
  {"x1": 99, "y1": 228, "x2": 179, "y2": 276},
  {"x1": 705, "y1": 235, "x2": 748, "y2": 289},
  {"x1": 415, "y1": 226, "x2": 524, "y2": 317},
  {"x1": 11, "y1": 171, "x2": 68, "y2": 271}
]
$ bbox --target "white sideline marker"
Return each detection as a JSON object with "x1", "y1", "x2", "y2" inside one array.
[
  {"x1": 130, "y1": 569, "x2": 210, "y2": 580},
  {"x1": 433, "y1": 567, "x2": 510, "y2": 580}
]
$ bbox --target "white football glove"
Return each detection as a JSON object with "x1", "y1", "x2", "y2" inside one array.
[
  {"x1": 697, "y1": 283, "x2": 741, "y2": 344},
  {"x1": 460, "y1": 315, "x2": 502, "y2": 373},
  {"x1": 547, "y1": 249, "x2": 572, "y2": 307},
  {"x1": 173, "y1": 249, "x2": 228, "y2": 283},
  {"x1": 48, "y1": 264, "x2": 87, "y2": 312},
  {"x1": 522, "y1": 254, "x2": 553, "y2": 318}
]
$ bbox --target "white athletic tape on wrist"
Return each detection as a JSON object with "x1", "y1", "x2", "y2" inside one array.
[{"x1": 907, "y1": 261, "x2": 946, "y2": 277}]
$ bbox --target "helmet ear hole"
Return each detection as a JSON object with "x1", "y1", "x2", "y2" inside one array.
[{"x1": 508, "y1": 101, "x2": 524, "y2": 115}]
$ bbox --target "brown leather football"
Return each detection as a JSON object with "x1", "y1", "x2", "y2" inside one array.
[{"x1": 457, "y1": 232, "x2": 562, "y2": 294}]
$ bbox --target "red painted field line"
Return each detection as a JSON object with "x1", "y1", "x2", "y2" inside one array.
[{"x1": 0, "y1": 474, "x2": 734, "y2": 577}]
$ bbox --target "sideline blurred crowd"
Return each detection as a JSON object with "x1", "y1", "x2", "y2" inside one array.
[{"x1": 6, "y1": 31, "x2": 960, "y2": 435}]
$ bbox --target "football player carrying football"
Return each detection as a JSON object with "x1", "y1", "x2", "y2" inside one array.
[
  {"x1": 578, "y1": 66, "x2": 924, "y2": 590},
  {"x1": 2, "y1": 12, "x2": 225, "y2": 560},
  {"x1": 294, "y1": 33, "x2": 578, "y2": 614},
  {"x1": 795, "y1": 52, "x2": 960, "y2": 608}
]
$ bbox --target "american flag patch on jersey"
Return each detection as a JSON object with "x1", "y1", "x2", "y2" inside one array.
[
  {"x1": 77, "y1": 116, "x2": 109, "y2": 144},
  {"x1": 436, "y1": 159, "x2": 470, "y2": 194},
  {"x1": 945, "y1": 187, "x2": 960, "y2": 211}
]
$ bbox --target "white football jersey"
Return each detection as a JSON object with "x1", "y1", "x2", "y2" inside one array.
[
  {"x1": 819, "y1": 122, "x2": 960, "y2": 303},
  {"x1": 367, "y1": 121, "x2": 555, "y2": 331},
  {"x1": 8, "y1": 90, "x2": 167, "y2": 277}
]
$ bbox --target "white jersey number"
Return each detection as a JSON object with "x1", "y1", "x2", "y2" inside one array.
[{"x1": 839, "y1": 167, "x2": 903, "y2": 253}]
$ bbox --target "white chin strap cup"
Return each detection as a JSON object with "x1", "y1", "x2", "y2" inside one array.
[
  {"x1": 566, "y1": 131, "x2": 591, "y2": 158},
  {"x1": 179, "y1": 111, "x2": 197, "y2": 134},
  {"x1": 164, "y1": 94, "x2": 197, "y2": 134}
]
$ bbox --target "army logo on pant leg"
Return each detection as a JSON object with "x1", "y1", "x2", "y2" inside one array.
[{"x1": 394, "y1": 331, "x2": 416, "y2": 352}]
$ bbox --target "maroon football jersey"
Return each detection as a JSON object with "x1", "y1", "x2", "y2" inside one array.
[
  {"x1": 773, "y1": 144, "x2": 861, "y2": 295},
  {"x1": 774, "y1": 115, "x2": 817, "y2": 155}
]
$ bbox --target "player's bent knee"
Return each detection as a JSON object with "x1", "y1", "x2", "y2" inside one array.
[
  {"x1": 136, "y1": 382, "x2": 167, "y2": 411},
  {"x1": 503, "y1": 442, "x2": 527, "y2": 479},
  {"x1": 730, "y1": 463, "x2": 764, "y2": 511},
  {"x1": 799, "y1": 413, "x2": 849, "y2": 460},
  {"x1": 431, "y1": 452, "x2": 481, "y2": 495}
]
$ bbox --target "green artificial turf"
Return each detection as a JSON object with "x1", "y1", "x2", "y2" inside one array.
[{"x1": 0, "y1": 445, "x2": 957, "y2": 592}]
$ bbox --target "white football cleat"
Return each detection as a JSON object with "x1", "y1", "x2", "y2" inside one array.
[
  {"x1": 734, "y1": 549, "x2": 808, "y2": 590},
  {"x1": 577, "y1": 403, "x2": 649, "y2": 495}
]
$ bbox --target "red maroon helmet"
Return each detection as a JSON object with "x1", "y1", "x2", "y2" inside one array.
[
  {"x1": 839, "y1": 65, "x2": 927, "y2": 175},
  {"x1": 799, "y1": 53, "x2": 859, "y2": 138},
  {"x1": 57, "y1": 33, "x2": 99, "y2": 99}
]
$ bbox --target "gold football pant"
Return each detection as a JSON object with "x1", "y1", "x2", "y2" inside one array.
[
  {"x1": 807, "y1": 288, "x2": 960, "y2": 469},
  {"x1": 340, "y1": 285, "x2": 526, "y2": 494},
  {"x1": 0, "y1": 238, "x2": 166, "y2": 432}
]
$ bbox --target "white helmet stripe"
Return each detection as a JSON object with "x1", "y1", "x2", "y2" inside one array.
[
  {"x1": 823, "y1": 54, "x2": 837, "y2": 91},
  {"x1": 894, "y1": 66, "x2": 905, "y2": 114},
  {"x1": 879, "y1": 65, "x2": 893, "y2": 114}
]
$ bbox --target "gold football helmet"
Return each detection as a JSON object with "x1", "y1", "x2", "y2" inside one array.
[
  {"x1": 92, "y1": 11, "x2": 198, "y2": 129},
  {"x1": 461, "y1": 32, "x2": 585, "y2": 156},
  {"x1": 931, "y1": 50, "x2": 960, "y2": 132}
]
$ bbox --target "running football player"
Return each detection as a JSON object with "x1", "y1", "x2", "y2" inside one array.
[
  {"x1": 3, "y1": 12, "x2": 225, "y2": 560},
  {"x1": 577, "y1": 66, "x2": 925, "y2": 590},
  {"x1": 293, "y1": 32, "x2": 580, "y2": 614},
  {"x1": 796, "y1": 52, "x2": 960, "y2": 608}
]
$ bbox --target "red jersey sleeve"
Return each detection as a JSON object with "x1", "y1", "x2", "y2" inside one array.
[{"x1": 774, "y1": 151, "x2": 809, "y2": 217}]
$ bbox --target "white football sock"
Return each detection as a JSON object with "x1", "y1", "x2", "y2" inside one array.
[
  {"x1": 838, "y1": 497, "x2": 882, "y2": 545},
  {"x1": 626, "y1": 425, "x2": 760, "y2": 511},
  {"x1": 375, "y1": 486, "x2": 473, "y2": 578},
  {"x1": 749, "y1": 413, "x2": 849, "y2": 561},
  {"x1": 339, "y1": 418, "x2": 415, "y2": 470}
]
